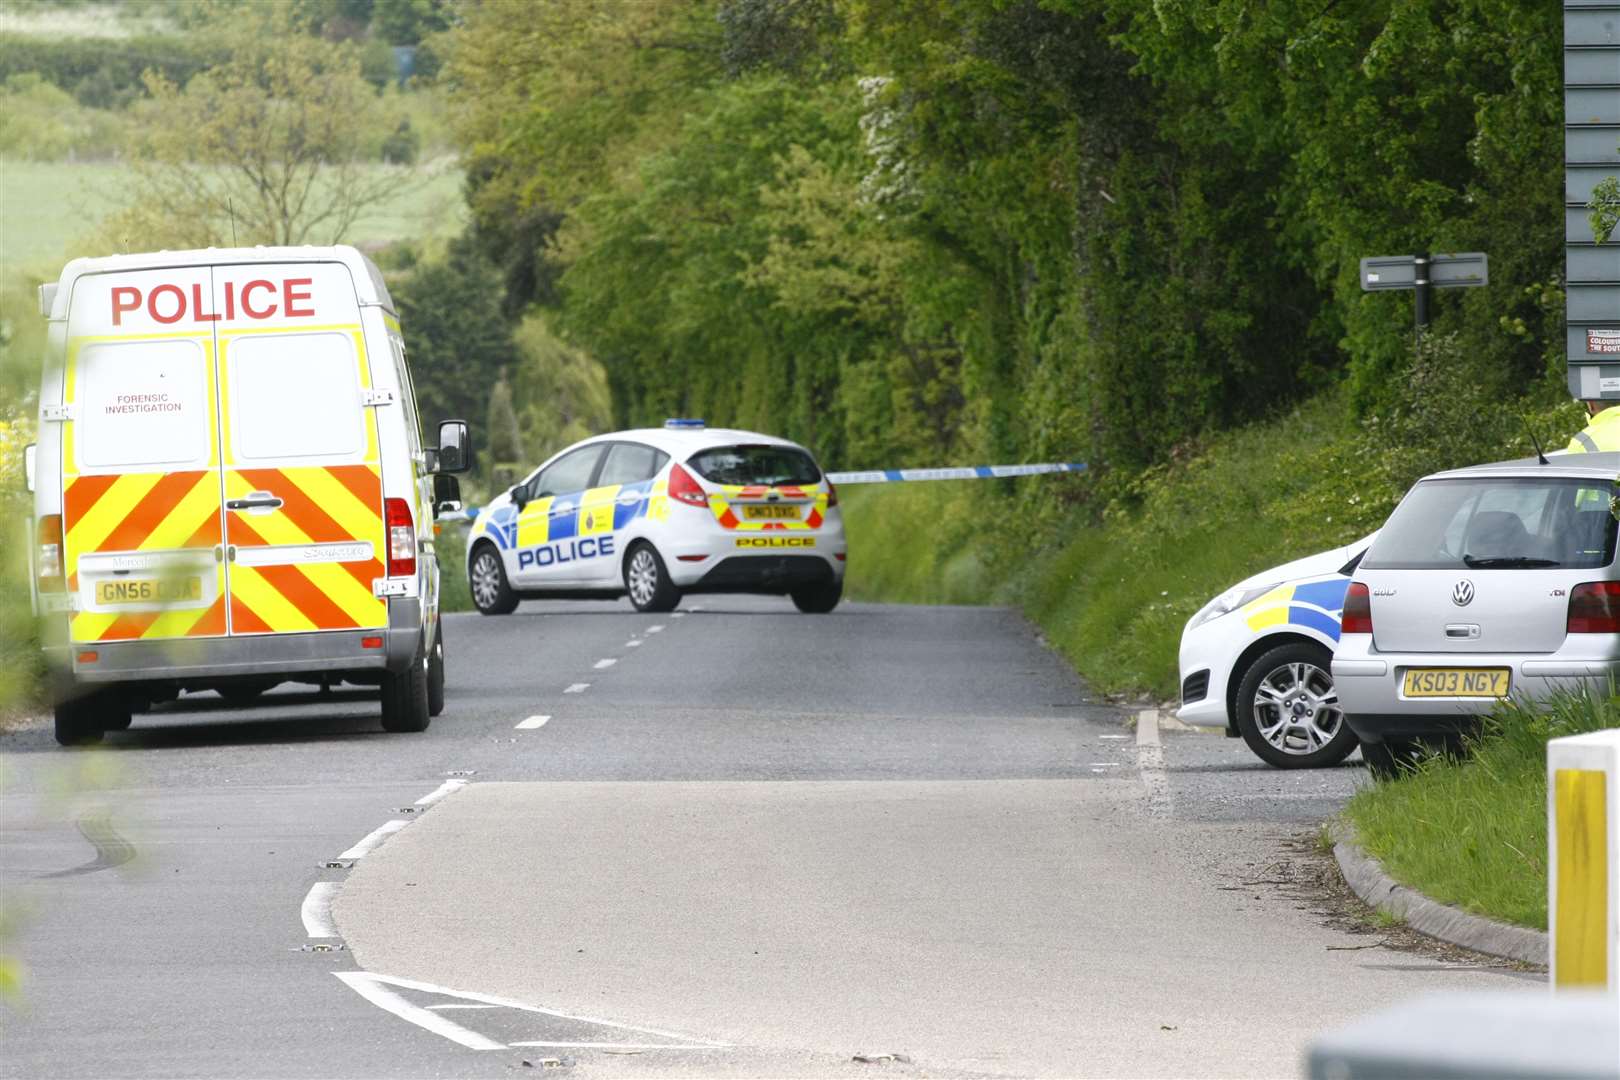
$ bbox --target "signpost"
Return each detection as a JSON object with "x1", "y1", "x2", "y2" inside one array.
[
  {"x1": 1359, "y1": 252, "x2": 1489, "y2": 330},
  {"x1": 1565, "y1": 1, "x2": 1620, "y2": 399}
]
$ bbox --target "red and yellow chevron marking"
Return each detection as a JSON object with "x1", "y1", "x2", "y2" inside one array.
[
  {"x1": 223, "y1": 464, "x2": 386, "y2": 634},
  {"x1": 707, "y1": 484, "x2": 830, "y2": 531},
  {"x1": 63, "y1": 469, "x2": 227, "y2": 644}
]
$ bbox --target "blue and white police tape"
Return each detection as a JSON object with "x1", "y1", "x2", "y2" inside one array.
[{"x1": 824, "y1": 462, "x2": 1088, "y2": 485}]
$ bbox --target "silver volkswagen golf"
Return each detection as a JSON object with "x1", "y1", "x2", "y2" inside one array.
[{"x1": 1333, "y1": 452, "x2": 1620, "y2": 776}]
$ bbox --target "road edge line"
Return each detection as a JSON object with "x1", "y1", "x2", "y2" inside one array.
[{"x1": 1329, "y1": 820, "x2": 1547, "y2": 965}]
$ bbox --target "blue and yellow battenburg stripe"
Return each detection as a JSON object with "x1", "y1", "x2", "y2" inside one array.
[
  {"x1": 1242, "y1": 577, "x2": 1350, "y2": 640},
  {"x1": 472, "y1": 479, "x2": 666, "y2": 551}
]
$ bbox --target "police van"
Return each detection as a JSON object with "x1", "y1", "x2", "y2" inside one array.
[
  {"x1": 465, "y1": 422, "x2": 846, "y2": 614},
  {"x1": 25, "y1": 245, "x2": 469, "y2": 745}
]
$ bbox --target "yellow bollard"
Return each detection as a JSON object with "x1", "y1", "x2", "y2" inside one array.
[{"x1": 1547, "y1": 729, "x2": 1620, "y2": 993}]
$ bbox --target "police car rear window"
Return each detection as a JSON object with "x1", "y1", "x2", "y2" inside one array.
[{"x1": 688, "y1": 445, "x2": 820, "y2": 486}]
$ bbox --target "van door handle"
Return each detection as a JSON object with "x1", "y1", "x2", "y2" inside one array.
[{"x1": 227, "y1": 492, "x2": 283, "y2": 512}]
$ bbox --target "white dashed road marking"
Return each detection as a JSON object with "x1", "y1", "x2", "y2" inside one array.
[
  {"x1": 338, "y1": 819, "x2": 409, "y2": 860},
  {"x1": 300, "y1": 882, "x2": 341, "y2": 938},
  {"x1": 594, "y1": 658, "x2": 617, "y2": 670},
  {"x1": 647, "y1": 625, "x2": 664, "y2": 634},
  {"x1": 516, "y1": 715, "x2": 551, "y2": 730},
  {"x1": 626, "y1": 639, "x2": 643, "y2": 648},
  {"x1": 564, "y1": 683, "x2": 590, "y2": 694}
]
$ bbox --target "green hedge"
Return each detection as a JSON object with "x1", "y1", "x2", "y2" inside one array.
[{"x1": 0, "y1": 33, "x2": 220, "y2": 108}]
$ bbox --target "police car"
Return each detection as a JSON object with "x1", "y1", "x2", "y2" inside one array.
[
  {"x1": 464, "y1": 421, "x2": 846, "y2": 614},
  {"x1": 1177, "y1": 534, "x2": 1375, "y2": 768}
]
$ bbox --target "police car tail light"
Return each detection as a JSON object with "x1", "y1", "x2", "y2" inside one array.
[
  {"x1": 825, "y1": 480, "x2": 838, "y2": 508},
  {"x1": 37, "y1": 514, "x2": 64, "y2": 592},
  {"x1": 384, "y1": 498, "x2": 416, "y2": 577},
  {"x1": 1341, "y1": 582, "x2": 1373, "y2": 634},
  {"x1": 668, "y1": 464, "x2": 707, "y2": 507},
  {"x1": 1568, "y1": 582, "x2": 1620, "y2": 633}
]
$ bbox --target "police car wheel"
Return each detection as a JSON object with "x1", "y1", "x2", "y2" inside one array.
[
  {"x1": 469, "y1": 543, "x2": 518, "y2": 615},
  {"x1": 427, "y1": 626, "x2": 446, "y2": 718},
  {"x1": 790, "y1": 579, "x2": 842, "y2": 614},
  {"x1": 624, "y1": 543, "x2": 680, "y2": 613},
  {"x1": 1233, "y1": 643, "x2": 1358, "y2": 769},
  {"x1": 380, "y1": 638, "x2": 431, "y2": 733}
]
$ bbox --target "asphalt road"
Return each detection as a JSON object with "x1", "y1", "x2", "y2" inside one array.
[{"x1": 0, "y1": 597, "x2": 1534, "y2": 1079}]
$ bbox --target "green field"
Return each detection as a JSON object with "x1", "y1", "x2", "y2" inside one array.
[{"x1": 0, "y1": 158, "x2": 467, "y2": 278}]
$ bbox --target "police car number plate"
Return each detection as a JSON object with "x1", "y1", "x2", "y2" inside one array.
[
  {"x1": 742, "y1": 505, "x2": 800, "y2": 520},
  {"x1": 1401, "y1": 668, "x2": 1509, "y2": 698},
  {"x1": 96, "y1": 576, "x2": 203, "y2": 605}
]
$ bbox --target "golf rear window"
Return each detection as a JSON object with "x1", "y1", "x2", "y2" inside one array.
[
  {"x1": 687, "y1": 445, "x2": 820, "y2": 486},
  {"x1": 1363, "y1": 476, "x2": 1618, "y2": 570}
]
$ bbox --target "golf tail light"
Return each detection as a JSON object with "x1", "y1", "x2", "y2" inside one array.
[
  {"x1": 668, "y1": 463, "x2": 707, "y2": 507},
  {"x1": 37, "y1": 514, "x2": 64, "y2": 592},
  {"x1": 1342, "y1": 582, "x2": 1373, "y2": 634},
  {"x1": 1568, "y1": 581, "x2": 1620, "y2": 633},
  {"x1": 385, "y1": 498, "x2": 416, "y2": 577}
]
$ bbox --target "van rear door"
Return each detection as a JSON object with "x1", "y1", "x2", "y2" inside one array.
[
  {"x1": 60, "y1": 267, "x2": 228, "y2": 645},
  {"x1": 214, "y1": 263, "x2": 389, "y2": 636}
]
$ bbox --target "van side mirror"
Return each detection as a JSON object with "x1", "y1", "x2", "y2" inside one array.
[
  {"x1": 436, "y1": 419, "x2": 470, "y2": 474},
  {"x1": 24, "y1": 443, "x2": 36, "y2": 493},
  {"x1": 432, "y1": 473, "x2": 461, "y2": 516}
]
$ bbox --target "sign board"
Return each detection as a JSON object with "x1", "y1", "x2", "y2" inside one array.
[
  {"x1": 1565, "y1": 2, "x2": 1620, "y2": 396},
  {"x1": 1359, "y1": 253, "x2": 1488, "y2": 292}
]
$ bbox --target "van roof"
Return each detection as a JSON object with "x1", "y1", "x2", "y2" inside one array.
[{"x1": 51, "y1": 244, "x2": 393, "y2": 315}]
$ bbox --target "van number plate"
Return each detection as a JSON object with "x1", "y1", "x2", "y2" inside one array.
[
  {"x1": 1402, "y1": 668, "x2": 1510, "y2": 698},
  {"x1": 96, "y1": 577, "x2": 203, "y2": 605},
  {"x1": 742, "y1": 505, "x2": 800, "y2": 520}
]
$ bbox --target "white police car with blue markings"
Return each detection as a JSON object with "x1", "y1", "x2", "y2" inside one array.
[
  {"x1": 464, "y1": 421, "x2": 846, "y2": 615},
  {"x1": 1177, "y1": 534, "x2": 1376, "y2": 768}
]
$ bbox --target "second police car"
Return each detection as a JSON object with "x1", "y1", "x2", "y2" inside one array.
[
  {"x1": 1177, "y1": 534, "x2": 1376, "y2": 768},
  {"x1": 465, "y1": 421, "x2": 846, "y2": 614}
]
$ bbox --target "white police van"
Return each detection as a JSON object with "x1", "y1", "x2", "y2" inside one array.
[
  {"x1": 26, "y1": 245, "x2": 469, "y2": 745},
  {"x1": 465, "y1": 421, "x2": 847, "y2": 614}
]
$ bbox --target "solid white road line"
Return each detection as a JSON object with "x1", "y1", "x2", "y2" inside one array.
[
  {"x1": 672, "y1": 612, "x2": 687, "y2": 618},
  {"x1": 338, "y1": 819, "x2": 410, "y2": 860},
  {"x1": 510, "y1": 1042, "x2": 717, "y2": 1050},
  {"x1": 415, "y1": 779, "x2": 469, "y2": 807},
  {"x1": 300, "y1": 882, "x2": 341, "y2": 938},
  {"x1": 1135, "y1": 708, "x2": 1173, "y2": 816},
  {"x1": 427, "y1": 1004, "x2": 501, "y2": 1011},
  {"x1": 593, "y1": 658, "x2": 617, "y2": 670},
  {"x1": 333, "y1": 971, "x2": 730, "y2": 1049},
  {"x1": 1100, "y1": 734, "x2": 1130, "y2": 740},
  {"x1": 516, "y1": 715, "x2": 551, "y2": 730},
  {"x1": 564, "y1": 683, "x2": 590, "y2": 694},
  {"x1": 333, "y1": 973, "x2": 506, "y2": 1051}
]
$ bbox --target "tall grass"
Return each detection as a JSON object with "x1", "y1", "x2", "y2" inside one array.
[{"x1": 1345, "y1": 691, "x2": 1619, "y2": 929}]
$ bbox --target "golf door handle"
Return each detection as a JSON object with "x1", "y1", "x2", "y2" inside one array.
[{"x1": 227, "y1": 492, "x2": 283, "y2": 512}]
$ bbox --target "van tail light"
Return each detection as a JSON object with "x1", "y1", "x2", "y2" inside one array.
[
  {"x1": 825, "y1": 480, "x2": 838, "y2": 508},
  {"x1": 668, "y1": 463, "x2": 708, "y2": 507},
  {"x1": 1341, "y1": 582, "x2": 1373, "y2": 634},
  {"x1": 37, "y1": 514, "x2": 64, "y2": 592},
  {"x1": 384, "y1": 498, "x2": 416, "y2": 577},
  {"x1": 1567, "y1": 581, "x2": 1620, "y2": 633}
]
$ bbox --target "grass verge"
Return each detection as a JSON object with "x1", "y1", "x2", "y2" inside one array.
[{"x1": 1343, "y1": 691, "x2": 1617, "y2": 931}]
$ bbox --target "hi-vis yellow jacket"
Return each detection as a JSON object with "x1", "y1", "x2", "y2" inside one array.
[{"x1": 1567, "y1": 405, "x2": 1620, "y2": 453}]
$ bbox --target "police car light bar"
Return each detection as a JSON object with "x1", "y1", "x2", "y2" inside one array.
[
  {"x1": 664, "y1": 418, "x2": 706, "y2": 429},
  {"x1": 824, "y1": 461, "x2": 1088, "y2": 485}
]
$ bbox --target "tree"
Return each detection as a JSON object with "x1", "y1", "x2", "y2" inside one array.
[
  {"x1": 393, "y1": 241, "x2": 520, "y2": 434},
  {"x1": 101, "y1": 5, "x2": 416, "y2": 249},
  {"x1": 485, "y1": 368, "x2": 525, "y2": 466}
]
